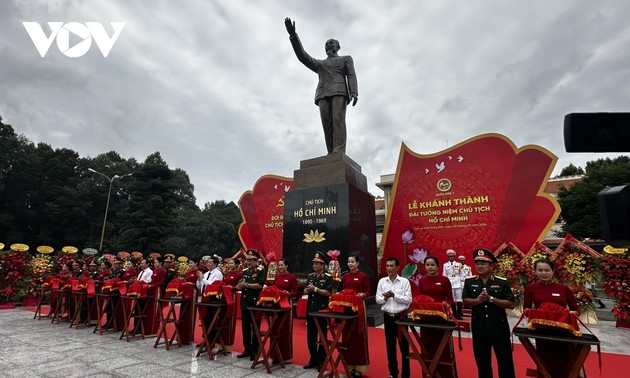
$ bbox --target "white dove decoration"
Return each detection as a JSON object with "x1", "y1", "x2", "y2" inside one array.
[{"x1": 436, "y1": 161, "x2": 446, "y2": 173}]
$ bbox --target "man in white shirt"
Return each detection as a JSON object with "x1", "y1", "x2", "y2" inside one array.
[
  {"x1": 136, "y1": 258, "x2": 153, "y2": 283},
  {"x1": 196, "y1": 256, "x2": 223, "y2": 291},
  {"x1": 196, "y1": 255, "x2": 224, "y2": 341},
  {"x1": 376, "y1": 257, "x2": 412, "y2": 378},
  {"x1": 459, "y1": 255, "x2": 472, "y2": 282},
  {"x1": 443, "y1": 249, "x2": 464, "y2": 319}
]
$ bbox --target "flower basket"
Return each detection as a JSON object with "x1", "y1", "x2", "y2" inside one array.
[
  {"x1": 551, "y1": 234, "x2": 602, "y2": 286},
  {"x1": 493, "y1": 242, "x2": 526, "y2": 280},
  {"x1": 579, "y1": 309, "x2": 599, "y2": 325},
  {"x1": 616, "y1": 319, "x2": 630, "y2": 329}
]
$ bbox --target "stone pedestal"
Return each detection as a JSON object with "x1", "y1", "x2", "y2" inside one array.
[
  {"x1": 284, "y1": 154, "x2": 377, "y2": 293},
  {"x1": 293, "y1": 153, "x2": 368, "y2": 192}
]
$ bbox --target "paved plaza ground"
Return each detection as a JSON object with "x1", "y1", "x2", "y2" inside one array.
[{"x1": 0, "y1": 304, "x2": 628, "y2": 377}]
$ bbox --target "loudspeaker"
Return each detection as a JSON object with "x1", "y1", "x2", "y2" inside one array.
[
  {"x1": 598, "y1": 185, "x2": 630, "y2": 247},
  {"x1": 564, "y1": 113, "x2": 630, "y2": 152}
]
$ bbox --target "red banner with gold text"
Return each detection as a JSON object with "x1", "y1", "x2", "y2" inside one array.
[
  {"x1": 238, "y1": 175, "x2": 293, "y2": 259},
  {"x1": 381, "y1": 134, "x2": 560, "y2": 281}
]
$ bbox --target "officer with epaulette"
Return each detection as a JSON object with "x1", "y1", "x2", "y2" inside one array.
[
  {"x1": 462, "y1": 248, "x2": 516, "y2": 378},
  {"x1": 109, "y1": 257, "x2": 125, "y2": 279},
  {"x1": 162, "y1": 255, "x2": 177, "y2": 293},
  {"x1": 303, "y1": 251, "x2": 334, "y2": 371},
  {"x1": 235, "y1": 249, "x2": 266, "y2": 360}
]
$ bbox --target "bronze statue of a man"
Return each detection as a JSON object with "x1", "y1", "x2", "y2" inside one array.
[{"x1": 285, "y1": 17, "x2": 358, "y2": 155}]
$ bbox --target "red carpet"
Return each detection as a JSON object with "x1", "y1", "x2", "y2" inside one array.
[{"x1": 22, "y1": 306, "x2": 627, "y2": 377}]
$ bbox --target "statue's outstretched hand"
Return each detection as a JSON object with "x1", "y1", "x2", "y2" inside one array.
[
  {"x1": 351, "y1": 95, "x2": 358, "y2": 106},
  {"x1": 284, "y1": 17, "x2": 296, "y2": 36}
]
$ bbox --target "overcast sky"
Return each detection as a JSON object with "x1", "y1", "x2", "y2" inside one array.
[{"x1": 1, "y1": 1, "x2": 629, "y2": 207}]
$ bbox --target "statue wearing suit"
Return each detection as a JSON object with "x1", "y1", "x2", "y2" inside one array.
[{"x1": 285, "y1": 17, "x2": 358, "y2": 155}]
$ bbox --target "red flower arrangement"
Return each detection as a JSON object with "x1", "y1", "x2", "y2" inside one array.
[
  {"x1": 55, "y1": 254, "x2": 76, "y2": 273},
  {"x1": 551, "y1": 234, "x2": 602, "y2": 286},
  {"x1": 0, "y1": 250, "x2": 31, "y2": 303},
  {"x1": 493, "y1": 242, "x2": 526, "y2": 280},
  {"x1": 604, "y1": 279, "x2": 630, "y2": 301},
  {"x1": 601, "y1": 253, "x2": 630, "y2": 323},
  {"x1": 612, "y1": 301, "x2": 630, "y2": 322},
  {"x1": 602, "y1": 255, "x2": 630, "y2": 281}
]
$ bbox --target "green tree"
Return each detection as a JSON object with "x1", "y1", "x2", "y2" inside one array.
[
  {"x1": 82, "y1": 151, "x2": 139, "y2": 252},
  {"x1": 201, "y1": 200, "x2": 243, "y2": 257},
  {"x1": 1, "y1": 116, "x2": 245, "y2": 258},
  {"x1": 117, "y1": 152, "x2": 197, "y2": 252},
  {"x1": 557, "y1": 156, "x2": 630, "y2": 239},
  {"x1": 0, "y1": 119, "x2": 37, "y2": 242},
  {"x1": 557, "y1": 163, "x2": 584, "y2": 177}
]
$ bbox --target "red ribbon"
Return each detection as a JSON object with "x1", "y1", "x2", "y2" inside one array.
[
  {"x1": 51, "y1": 277, "x2": 60, "y2": 298},
  {"x1": 223, "y1": 285, "x2": 235, "y2": 317},
  {"x1": 86, "y1": 279, "x2": 95, "y2": 298},
  {"x1": 117, "y1": 281, "x2": 127, "y2": 296}
]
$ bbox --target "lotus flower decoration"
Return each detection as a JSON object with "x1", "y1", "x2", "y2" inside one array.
[{"x1": 303, "y1": 229, "x2": 326, "y2": 243}]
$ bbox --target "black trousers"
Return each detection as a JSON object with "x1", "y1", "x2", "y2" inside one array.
[
  {"x1": 241, "y1": 307, "x2": 260, "y2": 355},
  {"x1": 472, "y1": 332, "x2": 516, "y2": 378},
  {"x1": 306, "y1": 314, "x2": 327, "y2": 365},
  {"x1": 384, "y1": 313, "x2": 410, "y2": 378}
]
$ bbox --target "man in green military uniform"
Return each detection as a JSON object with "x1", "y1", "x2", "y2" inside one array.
[
  {"x1": 162, "y1": 255, "x2": 177, "y2": 294},
  {"x1": 235, "y1": 249, "x2": 266, "y2": 360},
  {"x1": 303, "y1": 252, "x2": 334, "y2": 370},
  {"x1": 462, "y1": 248, "x2": 516, "y2": 378}
]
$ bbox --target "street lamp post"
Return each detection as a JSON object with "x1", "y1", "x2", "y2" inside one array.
[{"x1": 88, "y1": 168, "x2": 132, "y2": 252}]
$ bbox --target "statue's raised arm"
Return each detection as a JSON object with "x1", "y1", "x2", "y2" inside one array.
[
  {"x1": 283, "y1": 17, "x2": 358, "y2": 155},
  {"x1": 284, "y1": 17, "x2": 296, "y2": 37}
]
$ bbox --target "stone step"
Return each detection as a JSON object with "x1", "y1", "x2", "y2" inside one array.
[{"x1": 366, "y1": 303, "x2": 383, "y2": 327}]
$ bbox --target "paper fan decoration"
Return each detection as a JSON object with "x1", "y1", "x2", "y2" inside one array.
[
  {"x1": 62, "y1": 246, "x2": 78, "y2": 254},
  {"x1": 82, "y1": 248, "x2": 98, "y2": 256},
  {"x1": 149, "y1": 252, "x2": 161, "y2": 259},
  {"x1": 0, "y1": 243, "x2": 5, "y2": 250},
  {"x1": 117, "y1": 251, "x2": 131, "y2": 259},
  {"x1": 10, "y1": 243, "x2": 29, "y2": 252},
  {"x1": 177, "y1": 256, "x2": 188, "y2": 263},
  {"x1": 131, "y1": 251, "x2": 143, "y2": 259},
  {"x1": 37, "y1": 245, "x2": 54, "y2": 254}
]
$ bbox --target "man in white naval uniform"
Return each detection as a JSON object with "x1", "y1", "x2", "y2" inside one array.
[{"x1": 442, "y1": 249, "x2": 464, "y2": 319}]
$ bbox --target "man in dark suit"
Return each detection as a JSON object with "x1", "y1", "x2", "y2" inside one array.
[{"x1": 285, "y1": 17, "x2": 358, "y2": 155}]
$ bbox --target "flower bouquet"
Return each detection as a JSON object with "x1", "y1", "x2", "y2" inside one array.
[
  {"x1": 0, "y1": 245, "x2": 32, "y2": 303},
  {"x1": 551, "y1": 234, "x2": 602, "y2": 287},
  {"x1": 601, "y1": 252, "x2": 630, "y2": 327}
]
